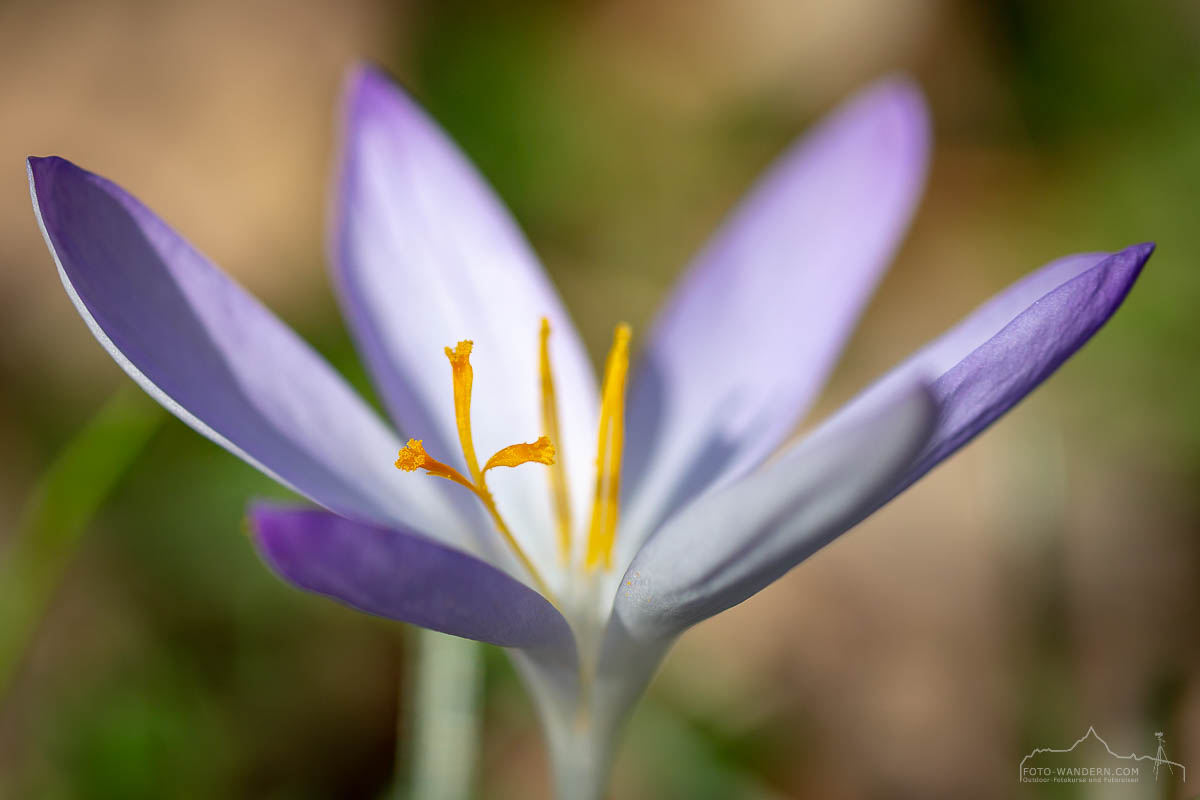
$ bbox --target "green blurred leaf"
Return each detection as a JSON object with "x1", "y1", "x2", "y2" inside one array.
[{"x1": 0, "y1": 387, "x2": 164, "y2": 697}]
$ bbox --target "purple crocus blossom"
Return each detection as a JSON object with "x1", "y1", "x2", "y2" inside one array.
[{"x1": 28, "y1": 64, "x2": 1150, "y2": 799}]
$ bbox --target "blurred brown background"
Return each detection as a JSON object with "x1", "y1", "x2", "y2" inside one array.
[{"x1": 1, "y1": 0, "x2": 1198, "y2": 798}]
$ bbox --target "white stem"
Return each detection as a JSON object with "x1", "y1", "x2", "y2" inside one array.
[
  {"x1": 512, "y1": 600, "x2": 676, "y2": 799},
  {"x1": 548, "y1": 715, "x2": 616, "y2": 800},
  {"x1": 407, "y1": 629, "x2": 483, "y2": 800}
]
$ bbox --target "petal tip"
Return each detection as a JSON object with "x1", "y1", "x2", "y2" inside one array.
[
  {"x1": 27, "y1": 156, "x2": 75, "y2": 249},
  {"x1": 1124, "y1": 241, "x2": 1156, "y2": 262},
  {"x1": 858, "y1": 73, "x2": 931, "y2": 136},
  {"x1": 245, "y1": 499, "x2": 275, "y2": 527},
  {"x1": 342, "y1": 60, "x2": 418, "y2": 128},
  {"x1": 344, "y1": 60, "x2": 391, "y2": 103},
  {"x1": 821, "y1": 75, "x2": 931, "y2": 191},
  {"x1": 27, "y1": 156, "x2": 101, "y2": 218},
  {"x1": 246, "y1": 501, "x2": 300, "y2": 545},
  {"x1": 26, "y1": 155, "x2": 69, "y2": 196},
  {"x1": 1102, "y1": 242, "x2": 1155, "y2": 288},
  {"x1": 245, "y1": 502, "x2": 281, "y2": 550},
  {"x1": 246, "y1": 504, "x2": 318, "y2": 578},
  {"x1": 26, "y1": 154, "x2": 61, "y2": 170}
]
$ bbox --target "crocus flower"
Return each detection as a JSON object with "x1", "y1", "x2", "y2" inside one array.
[{"x1": 28, "y1": 64, "x2": 1151, "y2": 799}]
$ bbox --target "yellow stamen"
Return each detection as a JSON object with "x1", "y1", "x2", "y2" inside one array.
[
  {"x1": 445, "y1": 341, "x2": 483, "y2": 483},
  {"x1": 539, "y1": 317, "x2": 574, "y2": 564},
  {"x1": 584, "y1": 324, "x2": 632, "y2": 571},
  {"x1": 394, "y1": 341, "x2": 555, "y2": 601},
  {"x1": 395, "y1": 438, "x2": 476, "y2": 493},
  {"x1": 484, "y1": 436, "x2": 556, "y2": 472}
]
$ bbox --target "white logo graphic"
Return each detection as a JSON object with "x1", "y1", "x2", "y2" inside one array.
[{"x1": 1019, "y1": 726, "x2": 1186, "y2": 785}]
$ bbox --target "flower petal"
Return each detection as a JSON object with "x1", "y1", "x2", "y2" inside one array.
[
  {"x1": 620, "y1": 77, "x2": 930, "y2": 564},
  {"x1": 820, "y1": 243, "x2": 1153, "y2": 500},
  {"x1": 29, "y1": 156, "x2": 467, "y2": 546},
  {"x1": 331, "y1": 64, "x2": 598, "y2": 572},
  {"x1": 613, "y1": 243, "x2": 1151, "y2": 641},
  {"x1": 251, "y1": 505, "x2": 574, "y2": 653},
  {"x1": 613, "y1": 382, "x2": 937, "y2": 641}
]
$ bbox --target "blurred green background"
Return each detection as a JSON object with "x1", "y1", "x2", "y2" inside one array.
[{"x1": 2, "y1": 0, "x2": 1199, "y2": 797}]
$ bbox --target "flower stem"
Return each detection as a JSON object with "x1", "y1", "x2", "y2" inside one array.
[
  {"x1": 401, "y1": 628, "x2": 483, "y2": 800},
  {"x1": 549, "y1": 719, "x2": 614, "y2": 800}
]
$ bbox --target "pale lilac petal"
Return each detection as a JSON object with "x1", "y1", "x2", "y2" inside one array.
[
  {"x1": 251, "y1": 505, "x2": 574, "y2": 653},
  {"x1": 613, "y1": 383, "x2": 937, "y2": 640},
  {"x1": 612, "y1": 243, "x2": 1150, "y2": 640},
  {"x1": 819, "y1": 243, "x2": 1153, "y2": 501},
  {"x1": 332, "y1": 64, "x2": 598, "y2": 571},
  {"x1": 619, "y1": 77, "x2": 930, "y2": 564},
  {"x1": 29, "y1": 156, "x2": 468, "y2": 546}
]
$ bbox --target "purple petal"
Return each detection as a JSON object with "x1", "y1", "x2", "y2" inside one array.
[
  {"x1": 619, "y1": 77, "x2": 930, "y2": 565},
  {"x1": 613, "y1": 383, "x2": 936, "y2": 640},
  {"x1": 29, "y1": 156, "x2": 467, "y2": 545},
  {"x1": 614, "y1": 243, "x2": 1150, "y2": 640},
  {"x1": 332, "y1": 64, "x2": 598, "y2": 570},
  {"x1": 824, "y1": 243, "x2": 1153, "y2": 501},
  {"x1": 251, "y1": 505, "x2": 574, "y2": 653}
]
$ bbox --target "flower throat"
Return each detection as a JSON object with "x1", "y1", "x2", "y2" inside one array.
[{"x1": 395, "y1": 319, "x2": 632, "y2": 604}]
